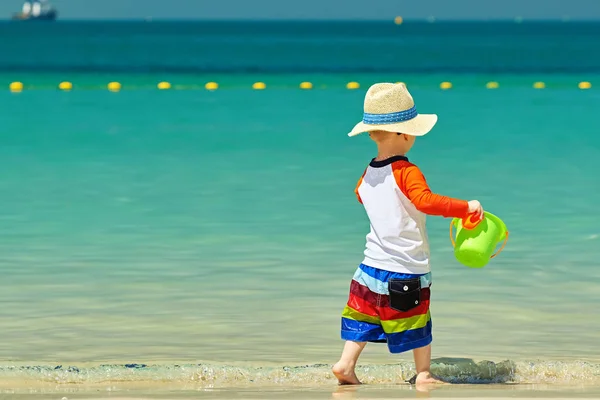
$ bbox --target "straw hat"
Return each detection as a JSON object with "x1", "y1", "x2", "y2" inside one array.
[{"x1": 348, "y1": 83, "x2": 438, "y2": 137}]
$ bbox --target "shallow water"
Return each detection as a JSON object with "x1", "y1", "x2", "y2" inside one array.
[
  {"x1": 1, "y1": 21, "x2": 599, "y2": 392},
  {"x1": 2, "y1": 75, "x2": 599, "y2": 368}
]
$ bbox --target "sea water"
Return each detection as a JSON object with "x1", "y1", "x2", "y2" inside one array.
[{"x1": 0, "y1": 21, "x2": 599, "y2": 389}]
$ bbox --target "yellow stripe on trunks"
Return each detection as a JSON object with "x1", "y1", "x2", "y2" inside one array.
[
  {"x1": 342, "y1": 306, "x2": 380, "y2": 325},
  {"x1": 382, "y1": 311, "x2": 430, "y2": 334},
  {"x1": 342, "y1": 306, "x2": 431, "y2": 333}
]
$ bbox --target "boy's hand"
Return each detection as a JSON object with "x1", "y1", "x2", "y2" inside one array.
[{"x1": 467, "y1": 200, "x2": 484, "y2": 220}]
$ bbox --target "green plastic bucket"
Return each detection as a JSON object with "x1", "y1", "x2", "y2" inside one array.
[{"x1": 450, "y1": 212, "x2": 509, "y2": 268}]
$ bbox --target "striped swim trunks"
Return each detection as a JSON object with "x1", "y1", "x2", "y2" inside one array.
[{"x1": 340, "y1": 263, "x2": 433, "y2": 354}]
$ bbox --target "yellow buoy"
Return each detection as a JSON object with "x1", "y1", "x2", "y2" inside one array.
[
  {"x1": 108, "y1": 82, "x2": 122, "y2": 92},
  {"x1": 579, "y1": 81, "x2": 592, "y2": 90},
  {"x1": 346, "y1": 82, "x2": 360, "y2": 90},
  {"x1": 59, "y1": 81, "x2": 73, "y2": 91},
  {"x1": 205, "y1": 82, "x2": 219, "y2": 90},
  {"x1": 157, "y1": 81, "x2": 171, "y2": 90},
  {"x1": 252, "y1": 82, "x2": 266, "y2": 90},
  {"x1": 394, "y1": 16, "x2": 403, "y2": 25},
  {"x1": 440, "y1": 82, "x2": 452, "y2": 90},
  {"x1": 299, "y1": 82, "x2": 313, "y2": 90},
  {"x1": 533, "y1": 82, "x2": 545, "y2": 89},
  {"x1": 9, "y1": 82, "x2": 24, "y2": 93},
  {"x1": 486, "y1": 81, "x2": 499, "y2": 89}
]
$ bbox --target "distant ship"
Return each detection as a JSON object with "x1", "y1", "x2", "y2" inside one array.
[{"x1": 12, "y1": 0, "x2": 57, "y2": 21}]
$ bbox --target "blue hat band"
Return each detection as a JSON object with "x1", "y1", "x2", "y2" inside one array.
[{"x1": 363, "y1": 106, "x2": 417, "y2": 125}]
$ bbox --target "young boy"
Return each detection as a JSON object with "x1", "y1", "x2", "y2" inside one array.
[{"x1": 333, "y1": 83, "x2": 483, "y2": 386}]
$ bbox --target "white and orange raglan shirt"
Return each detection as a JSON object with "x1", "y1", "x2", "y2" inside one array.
[{"x1": 355, "y1": 155, "x2": 470, "y2": 275}]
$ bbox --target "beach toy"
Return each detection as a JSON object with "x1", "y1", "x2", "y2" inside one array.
[{"x1": 450, "y1": 211, "x2": 509, "y2": 268}]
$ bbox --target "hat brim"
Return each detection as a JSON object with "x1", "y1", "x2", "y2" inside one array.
[{"x1": 347, "y1": 113, "x2": 438, "y2": 137}]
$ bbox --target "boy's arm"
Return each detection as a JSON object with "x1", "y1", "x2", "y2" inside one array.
[{"x1": 394, "y1": 163, "x2": 469, "y2": 218}]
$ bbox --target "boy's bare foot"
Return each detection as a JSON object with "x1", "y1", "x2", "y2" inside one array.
[
  {"x1": 415, "y1": 371, "x2": 446, "y2": 385},
  {"x1": 407, "y1": 371, "x2": 447, "y2": 386},
  {"x1": 332, "y1": 362, "x2": 361, "y2": 385}
]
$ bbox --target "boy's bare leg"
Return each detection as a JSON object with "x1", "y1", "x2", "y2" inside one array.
[
  {"x1": 332, "y1": 341, "x2": 367, "y2": 385},
  {"x1": 413, "y1": 344, "x2": 446, "y2": 385}
]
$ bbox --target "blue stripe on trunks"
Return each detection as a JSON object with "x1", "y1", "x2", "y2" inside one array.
[
  {"x1": 340, "y1": 318, "x2": 432, "y2": 350},
  {"x1": 386, "y1": 320, "x2": 433, "y2": 353},
  {"x1": 353, "y1": 264, "x2": 432, "y2": 295},
  {"x1": 341, "y1": 317, "x2": 387, "y2": 342}
]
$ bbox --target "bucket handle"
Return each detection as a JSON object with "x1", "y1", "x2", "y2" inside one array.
[{"x1": 449, "y1": 219, "x2": 509, "y2": 259}]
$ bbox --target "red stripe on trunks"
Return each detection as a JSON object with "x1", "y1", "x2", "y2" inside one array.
[{"x1": 349, "y1": 279, "x2": 431, "y2": 311}]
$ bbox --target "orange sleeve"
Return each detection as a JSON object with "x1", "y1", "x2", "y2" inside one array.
[
  {"x1": 354, "y1": 168, "x2": 367, "y2": 204},
  {"x1": 393, "y1": 162, "x2": 469, "y2": 218}
]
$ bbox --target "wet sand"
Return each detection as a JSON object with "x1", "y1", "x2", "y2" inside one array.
[{"x1": 2, "y1": 383, "x2": 600, "y2": 400}]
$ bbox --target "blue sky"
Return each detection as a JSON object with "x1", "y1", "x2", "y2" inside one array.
[{"x1": 3, "y1": 0, "x2": 600, "y2": 20}]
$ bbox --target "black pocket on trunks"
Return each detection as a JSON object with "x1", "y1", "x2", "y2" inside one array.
[{"x1": 388, "y1": 278, "x2": 422, "y2": 312}]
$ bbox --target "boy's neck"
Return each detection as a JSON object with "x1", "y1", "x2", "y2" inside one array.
[{"x1": 375, "y1": 148, "x2": 406, "y2": 161}]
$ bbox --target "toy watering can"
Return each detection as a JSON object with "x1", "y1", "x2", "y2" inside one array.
[{"x1": 450, "y1": 211, "x2": 509, "y2": 268}]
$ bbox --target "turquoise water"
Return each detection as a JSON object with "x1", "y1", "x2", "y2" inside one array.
[
  {"x1": 1, "y1": 21, "x2": 600, "y2": 388},
  {"x1": 1, "y1": 20, "x2": 600, "y2": 73}
]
